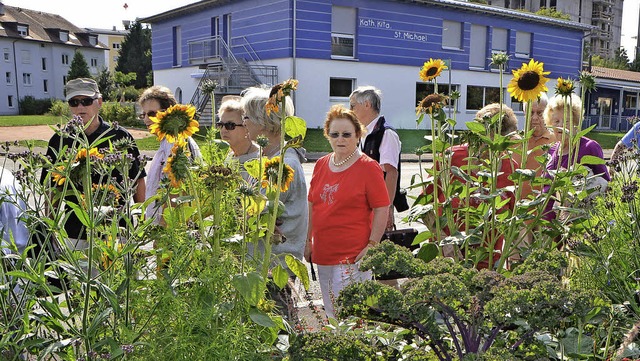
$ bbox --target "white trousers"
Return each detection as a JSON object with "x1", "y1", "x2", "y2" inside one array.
[{"x1": 317, "y1": 262, "x2": 371, "y2": 319}]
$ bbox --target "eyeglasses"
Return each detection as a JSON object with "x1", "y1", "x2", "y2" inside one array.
[
  {"x1": 138, "y1": 110, "x2": 163, "y2": 120},
  {"x1": 215, "y1": 122, "x2": 244, "y2": 130},
  {"x1": 328, "y1": 132, "x2": 353, "y2": 139},
  {"x1": 68, "y1": 97, "x2": 98, "y2": 107}
]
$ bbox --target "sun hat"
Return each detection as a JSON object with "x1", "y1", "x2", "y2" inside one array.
[{"x1": 65, "y1": 78, "x2": 100, "y2": 101}]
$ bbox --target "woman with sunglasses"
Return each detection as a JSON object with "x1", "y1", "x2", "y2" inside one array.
[
  {"x1": 138, "y1": 86, "x2": 201, "y2": 225},
  {"x1": 305, "y1": 104, "x2": 390, "y2": 319},
  {"x1": 217, "y1": 97, "x2": 258, "y2": 181}
]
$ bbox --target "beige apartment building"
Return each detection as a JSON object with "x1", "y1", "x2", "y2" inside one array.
[{"x1": 486, "y1": 0, "x2": 623, "y2": 58}]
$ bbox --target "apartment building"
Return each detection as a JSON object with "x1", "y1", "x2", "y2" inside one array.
[{"x1": 0, "y1": 2, "x2": 107, "y2": 115}]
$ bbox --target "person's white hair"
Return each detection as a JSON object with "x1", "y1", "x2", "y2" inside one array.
[{"x1": 240, "y1": 86, "x2": 294, "y2": 135}]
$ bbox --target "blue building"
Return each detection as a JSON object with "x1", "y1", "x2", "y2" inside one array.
[
  {"x1": 140, "y1": 0, "x2": 591, "y2": 129},
  {"x1": 583, "y1": 66, "x2": 640, "y2": 132}
]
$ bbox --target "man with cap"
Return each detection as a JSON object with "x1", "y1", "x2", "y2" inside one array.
[{"x1": 40, "y1": 78, "x2": 146, "y2": 247}]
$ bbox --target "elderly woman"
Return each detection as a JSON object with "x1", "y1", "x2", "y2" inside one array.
[
  {"x1": 217, "y1": 98, "x2": 259, "y2": 180},
  {"x1": 240, "y1": 86, "x2": 308, "y2": 265},
  {"x1": 138, "y1": 86, "x2": 201, "y2": 224},
  {"x1": 305, "y1": 104, "x2": 390, "y2": 319},
  {"x1": 520, "y1": 93, "x2": 555, "y2": 200},
  {"x1": 425, "y1": 103, "x2": 519, "y2": 269},
  {"x1": 542, "y1": 94, "x2": 610, "y2": 221}
]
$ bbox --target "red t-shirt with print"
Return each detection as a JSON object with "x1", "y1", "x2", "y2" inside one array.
[{"x1": 308, "y1": 154, "x2": 390, "y2": 265}]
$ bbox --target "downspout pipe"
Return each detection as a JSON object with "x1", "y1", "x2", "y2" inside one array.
[
  {"x1": 292, "y1": 0, "x2": 297, "y2": 108},
  {"x1": 12, "y1": 39, "x2": 19, "y2": 114}
]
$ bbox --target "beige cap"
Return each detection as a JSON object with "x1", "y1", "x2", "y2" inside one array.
[{"x1": 65, "y1": 78, "x2": 100, "y2": 101}]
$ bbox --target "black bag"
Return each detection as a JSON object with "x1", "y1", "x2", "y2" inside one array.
[
  {"x1": 394, "y1": 188, "x2": 409, "y2": 212},
  {"x1": 381, "y1": 226, "x2": 419, "y2": 251}
]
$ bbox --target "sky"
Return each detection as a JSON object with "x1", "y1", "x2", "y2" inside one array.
[
  {"x1": 11, "y1": 0, "x2": 640, "y2": 60},
  {"x1": 11, "y1": 0, "x2": 201, "y2": 30}
]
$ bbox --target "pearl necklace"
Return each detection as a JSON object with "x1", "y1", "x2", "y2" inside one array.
[{"x1": 332, "y1": 148, "x2": 359, "y2": 167}]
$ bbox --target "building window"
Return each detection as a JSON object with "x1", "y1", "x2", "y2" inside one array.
[
  {"x1": 625, "y1": 94, "x2": 638, "y2": 109},
  {"x1": 91, "y1": 58, "x2": 98, "y2": 67},
  {"x1": 515, "y1": 31, "x2": 531, "y2": 57},
  {"x1": 63, "y1": 75, "x2": 68, "y2": 85},
  {"x1": 60, "y1": 31, "x2": 69, "y2": 42},
  {"x1": 416, "y1": 83, "x2": 460, "y2": 111},
  {"x1": 8, "y1": 96, "x2": 13, "y2": 108},
  {"x1": 17, "y1": 25, "x2": 28, "y2": 36},
  {"x1": 469, "y1": 25, "x2": 487, "y2": 69},
  {"x1": 172, "y1": 26, "x2": 182, "y2": 67},
  {"x1": 23, "y1": 73, "x2": 31, "y2": 85},
  {"x1": 443, "y1": 20, "x2": 462, "y2": 49},
  {"x1": 112, "y1": 43, "x2": 121, "y2": 49},
  {"x1": 510, "y1": 97, "x2": 524, "y2": 112},
  {"x1": 5, "y1": 72, "x2": 11, "y2": 84},
  {"x1": 43, "y1": 79, "x2": 48, "y2": 93},
  {"x1": 331, "y1": 6, "x2": 356, "y2": 58},
  {"x1": 21, "y1": 50, "x2": 30, "y2": 64},
  {"x1": 329, "y1": 78, "x2": 355, "y2": 98},
  {"x1": 491, "y1": 28, "x2": 508, "y2": 69},
  {"x1": 42, "y1": 57, "x2": 47, "y2": 71},
  {"x1": 3, "y1": 49, "x2": 9, "y2": 62},
  {"x1": 466, "y1": 85, "x2": 501, "y2": 110},
  {"x1": 89, "y1": 35, "x2": 98, "y2": 46},
  {"x1": 62, "y1": 54, "x2": 69, "y2": 65}
]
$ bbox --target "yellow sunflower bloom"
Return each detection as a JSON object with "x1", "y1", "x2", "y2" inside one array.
[
  {"x1": 416, "y1": 93, "x2": 448, "y2": 115},
  {"x1": 261, "y1": 156, "x2": 295, "y2": 192},
  {"x1": 51, "y1": 166, "x2": 66, "y2": 186},
  {"x1": 92, "y1": 183, "x2": 122, "y2": 204},
  {"x1": 149, "y1": 104, "x2": 199, "y2": 143},
  {"x1": 555, "y1": 77, "x2": 575, "y2": 96},
  {"x1": 265, "y1": 79, "x2": 298, "y2": 115},
  {"x1": 75, "y1": 147, "x2": 104, "y2": 162},
  {"x1": 163, "y1": 147, "x2": 190, "y2": 188},
  {"x1": 507, "y1": 59, "x2": 550, "y2": 102},
  {"x1": 419, "y1": 58, "x2": 447, "y2": 82}
]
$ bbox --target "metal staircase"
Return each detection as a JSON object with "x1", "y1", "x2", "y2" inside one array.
[{"x1": 187, "y1": 35, "x2": 278, "y2": 125}]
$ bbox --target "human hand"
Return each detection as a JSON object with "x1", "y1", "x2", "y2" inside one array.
[{"x1": 354, "y1": 245, "x2": 369, "y2": 262}]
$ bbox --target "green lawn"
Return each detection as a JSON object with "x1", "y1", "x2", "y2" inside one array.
[
  {"x1": 0, "y1": 115, "x2": 65, "y2": 126},
  {"x1": 0, "y1": 114, "x2": 624, "y2": 152}
]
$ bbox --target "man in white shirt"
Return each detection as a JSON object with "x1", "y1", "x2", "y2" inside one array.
[{"x1": 350, "y1": 86, "x2": 406, "y2": 229}]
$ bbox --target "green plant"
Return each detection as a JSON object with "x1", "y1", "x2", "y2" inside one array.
[
  {"x1": 49, "y1": 99, "x2": 71, "y2": 117},
  {"x1": 19, "y1": 96, "x2": 53, "y2": 115},
  {"x1": 99, "y1": 102, "x2": 139, "y2": 127}
]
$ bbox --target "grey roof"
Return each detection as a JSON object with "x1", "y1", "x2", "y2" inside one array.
[
  {"x1": 0, "y1": 3, "x2": 107, "y2": 49},
  {"x1": 139, "y1": 0, "x2": 593, "y2": 32}
]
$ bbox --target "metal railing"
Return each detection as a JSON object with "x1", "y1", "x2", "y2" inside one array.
[{"x1": 187, "y1": 35, "x2": 238, "y2": 65}]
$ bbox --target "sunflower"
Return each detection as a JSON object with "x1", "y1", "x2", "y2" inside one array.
[
  {"x1": 416, "y1": 93, "x2": 448, "y2": 115},
  {"x1": 555, "y1": 77, "x2": 575, "y2": 96},
  {"x1": 75, "y1": 147, "x2": 104, "y2": 162},
  {"x1": 507, "y1": 59, "x2": 550, "y2": 102},
  {"x1": 579, "y1": 71, "x2": 597, "y2": 93},
  {"x1": 163, "y1": 146, "x2": 191, "y2": 188},
  {"x1": 92, "y1": 183, "x2": 122, "y2": 204},
  {"x1": 266, "y1": 79, "x2": 299, "y2": 116},
  {"x1": 419, "y1": 58, "x2": 447, "y2": 82},
  {"x1": 261, "y1": 156, "x2": 295, "y2": 192},
  {"x1": 149, "y1": 104, "x2": 199, "y2": 143},
  {"x1": 51, "y1": 165, "x2": 66, "y2": 186}
]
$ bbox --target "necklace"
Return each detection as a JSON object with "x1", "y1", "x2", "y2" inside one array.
[{"x1": 332, "y1": 148, "x2": 359, "y2": 167}]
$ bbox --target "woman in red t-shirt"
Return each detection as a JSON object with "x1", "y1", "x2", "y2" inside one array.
[{"x1": 305, "y1": 105, "x2": 390, "y2": 319}]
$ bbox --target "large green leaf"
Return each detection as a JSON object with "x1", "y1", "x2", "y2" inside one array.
[
  {"x1": 249, "y1": 307, "x2": 277, "y2": 327},
  {"x1": 244, "y1": 157, "x2": 267, "y2": 179},
  {"x1": 66, "y1": 201, "x2": 92, "y2": 229},
  {"x1": 579, "y1": 155, "x2": 605, "y2": 165},
  {"x1": 285, "y1": 254, "x2": 309, "y2": 290},
  {"x1": 231, "y1": 272, "x2": 266, "y2": 306},
  {"x1": 271, "y1": 264, "x2": 289, "y2": 289},
  {"x1": 284, "y1": 116, "x2": 307, "y2": 139},
  {"x1": 416, "y1": 243, "x2": 438, "y2": 263}
]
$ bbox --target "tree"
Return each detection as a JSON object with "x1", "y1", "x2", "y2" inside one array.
[
  {"x1": 535, "y1": 7, "x2": 571, "y2": 20},
  {"x1": 630, "y1": 54, "x2": 640, "y2": 72},
  {"x1": 113, "y1": 71, "x2": 137, "y2": 102},
  {"x1": 67, "y1": 51, "x2": 91, "y2": 80},
  {"x1": 116, "y1": 21, "x2": 152, "y2": 89},
  {"x1": 94, "y1": 67, "x2": 115, "y2": 101},
  {"x1": 613, "y1": 47, "x2": 630, "y2": 69}
]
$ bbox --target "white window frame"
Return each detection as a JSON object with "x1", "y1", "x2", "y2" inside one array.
[
  {"x1": 22, "y1": 73, "x2": 32, "y2": 86},
  {"x1": 515, "y1": 31, "x2": 531, "y2": 58},
  {"x1": 89, "y1": 35, "x2": 98, "y2": 46},
  {"x1": 329, "y1": 77, "x2": 355, "y2": 99},
  {"x1": 91, "y1": 58, "x2": 98, "y2": 67},
  {"x1": 60, "y1": 31, "x2": 69, "y2": 42},
  {"x1": 331, "y1": 33, "x2": 355, "y2": 59},
  {"x1": 3, "y1": 49, "x2": 9, "y2": 62},
  {"x1": 8, "y1": 95, "x2": 14, "y2": 108},
  {"x1": 331, "y1": 5, "x2": 356, "y2": 59},
  {"x1": 442, "y1": 20, "x2": 462, "y2": 50},
  {"x1": 17, "y1": 25, "x2": 28, "y2": 36},
  {"x1": 43, "y1": 79, "x2": 49, "y2": 93},
  {"x1": 42, "y1": 57, "x2": 47, "y2": 71}
]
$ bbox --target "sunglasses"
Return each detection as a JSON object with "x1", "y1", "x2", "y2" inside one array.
[
  {"x1": 138, "y1": 110, "x2": 163, "y2": 120},
  {"x1": 215, "y1": 122, "x2": 244, "y2": 130},
  {"x1": 68, "y1": 97, "x2": 98, "y2": 107},
  {"x1": 328, "y1": 132, "x2": 353, "y2": 139}
]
